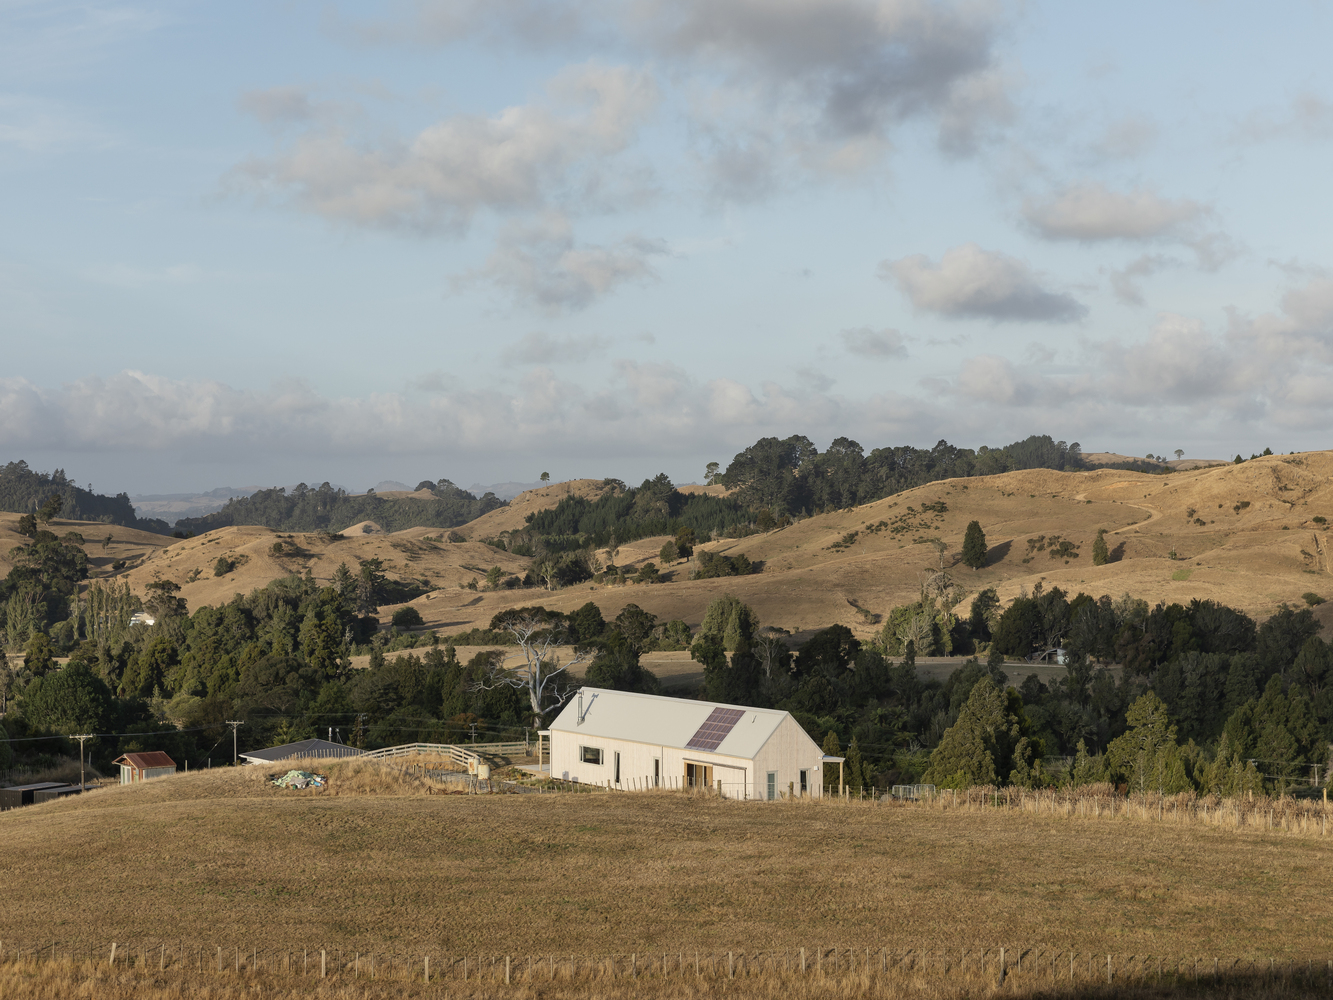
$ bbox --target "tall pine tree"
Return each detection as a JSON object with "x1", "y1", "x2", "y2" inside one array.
[{"x1": 961, "y1": 520, "x2": 988, "y2": 569}]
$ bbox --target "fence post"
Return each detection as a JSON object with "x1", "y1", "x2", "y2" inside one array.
[
  {"x1": 801, "y1": 947, "x2": 806, "y2": 973},
  {"x1": 321, "y1": 950, "x2": 326, "y2": 978},
  {"x1": 506, "y1": 955, "x2": 511, "y2": 984},
  {"x1": 109, "y1": 943, "x2": 117, "y2": 967},
  {"x1": 729, "y1": 952, "x2": 734, "y2": 979},
  {"x1": 425, "y1": 956, "x2": 429, "y2": 983},
  {"x1": 1107, "y1": 954, "x2": 1112, "y2": 984}
]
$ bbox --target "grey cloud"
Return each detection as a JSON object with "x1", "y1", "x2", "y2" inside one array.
[
  {"x1": 794, "y1": 365, "x2": 835, "y2": 392},
  {"x1": 882, "y1": 243, "x2": 1086, "y2": 323},
  {"x1": 356, "y1": 0, "x2": 1014, "y2": 183},
  {"x1": 228, "y1": 63, "x2": 658, "y2": 234},
  {"x1": 1093, "y1": 115, "x2": 1157, "y2": 159},
  {"x1": 501, "y1": 331, "x2": 611, "y2": 365},
  {"x1": 1188, "y1": 231, "x2": 1241, "y2": 272},
  {"x1": 1234, "y1": 92, "x2": 1333, "y2": 144},
  {"x1": 1023, "y1": 183, "x2": 1207, "y2": 241},
  {"x1": 1108, "y1": 253, "x2": 1174, "y2": 306},
  {"x1": 462, "y1": 213, "x2": 667, "y2": 312},
  {"x1": 239, "y1": 86, "x2": 319, "y2": 126},
  {"x1": 840, "y1": 326, "x2": 907, "y2": 358},
  {"x1": 646, "y1": 0, "x2": 1007, "y2": 140}
]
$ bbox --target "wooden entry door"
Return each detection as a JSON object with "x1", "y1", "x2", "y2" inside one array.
[{"x1": 685, "y1": 762, "x2": 713, "y2": 788}]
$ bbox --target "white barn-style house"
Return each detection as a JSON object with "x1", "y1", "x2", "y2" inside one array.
[{"x1": 546, "y1": 688, "x2": 838, "y2": 799}]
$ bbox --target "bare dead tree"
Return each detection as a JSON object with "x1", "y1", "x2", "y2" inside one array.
[{"x1": 475, "y1": 610, "x2": 590, "y2": 723}]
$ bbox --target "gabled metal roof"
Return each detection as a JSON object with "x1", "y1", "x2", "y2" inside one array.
[
  {"x1": 113, "y1": 751, "x2": 176, "y2": 770},
  {"x1": 549, "y1": 688, "x2": 796, "y2": 760},
  {"x1": 238, "y1": 739, "x2": 364, "y2": 764}
]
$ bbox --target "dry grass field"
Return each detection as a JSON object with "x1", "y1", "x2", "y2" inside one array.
[{"x1": 3, "y1": 765, "x2": 1331, "y2": 960}]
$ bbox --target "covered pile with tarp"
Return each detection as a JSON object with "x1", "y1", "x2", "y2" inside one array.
[{"x1": 270, "y1": 770, "x2": 327, "y2": 789}]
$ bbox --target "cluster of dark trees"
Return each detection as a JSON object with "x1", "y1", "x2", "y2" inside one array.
[
  {"x1": 520, "y1": 474, "x2": 753, "y2": 552},
  {"x1": 718, "y1": 434, "x2": 1083, "y2": 516},
  {"x1": 675, "y1": 586, "x2": 1329, "y2": 797},
  {"x1": 0, "y1": 461, "x2": 171, "y2": 534},
  {"x1": 174, "y1": 479, "x2": 506, "y2": 534},
  {"x1": 1, "y1": 525, "x2": 91, "y2": 649}
]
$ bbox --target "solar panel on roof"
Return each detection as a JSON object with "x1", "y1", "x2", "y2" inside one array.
[{"x1": 684, "y1": 707, "x2": 746, "y2": 752}]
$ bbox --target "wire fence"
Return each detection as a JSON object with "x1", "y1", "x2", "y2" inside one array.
[
  {"x1": 1, "y1": 939, "x2": 1330, "y2": 988},
  {"x1": 503, "y1": 774, "x2": 1333, "y2": 836}
]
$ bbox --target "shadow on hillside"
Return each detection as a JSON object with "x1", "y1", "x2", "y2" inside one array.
[
  {"x1": 986, "y1": 539, "x2": 1012, "y2": 566},
  {"x1": 1110, "y1": 541, "x2": 1127, "y2": 563}
]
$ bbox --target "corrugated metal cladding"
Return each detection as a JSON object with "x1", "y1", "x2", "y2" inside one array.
[
  {"x1": 238, "y1": 739, "x2": 365, "y2": 764},
  {"x1": 0, "y1": 782, "x2": 73, "y2": 810},
  {"x1": 115, "y1": 751, "x2": 176, "y2": 770},
  {"x1": 549, "y1": 688, "x2": 788, "y2": 758}
]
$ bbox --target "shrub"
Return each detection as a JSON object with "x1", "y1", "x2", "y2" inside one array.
[
  {"x1": 213, "y1": 556, "x2": 235, "y2": 577},
  {"x1": 1314, "y1": 516, "x2": 1327, "y2": 525},
  {"x1": 1303, "y1": 593, "x2": 1326, "y2": 607},
  {"x1": 391, "y1": 606, "x2": 425, "y2": 629},
  {"x1": 693, "y1": 549, "x2": 756, "y2": 579},
  {"x1": 447, "y1": 530, "x2": 466, "y2": 542}
]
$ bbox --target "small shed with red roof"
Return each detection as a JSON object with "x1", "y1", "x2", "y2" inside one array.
[{"x1": 113, "y1": 751, "x2": 176, "y2": 785}]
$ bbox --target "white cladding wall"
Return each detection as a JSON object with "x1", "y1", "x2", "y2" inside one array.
[
  {"x1": 550, "y1": 713, "x2": 825, "y2": 799},
  {"x1": 750, "y1": 714, "x2": 828, "y2": 799}
]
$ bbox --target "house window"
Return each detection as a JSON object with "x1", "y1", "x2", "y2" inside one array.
[
  {"x1": 766, "y1": 772, "x2": 777, "y2": 801},
  {"x1": 580, "y1": 746, "x2": 603, "y2": 765},
  {"x1": 799, "y1": 769, "x2": 808, "y2": 796}
]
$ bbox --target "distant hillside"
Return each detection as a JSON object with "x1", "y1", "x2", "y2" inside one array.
[
  {"x1": 173, "y1": 479, "x2": 505, "y2": 534},
  {"x1": 0, "y1": 460, "x2": 171, "y2": 534},
  {"x1": 130, "y1": 486, "x2": 261, "y2": 524},
  {"x1": 719, "y1": 433, "x2": 1084, "y2": 514}
]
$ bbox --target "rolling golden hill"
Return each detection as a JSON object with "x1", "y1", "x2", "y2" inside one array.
[
  {"x1": 392, "y1": 452, "x2": 1333, "y2": 642},
  {"x1": 4, "y1": 453, "x2": 1330, "y2": 642}
]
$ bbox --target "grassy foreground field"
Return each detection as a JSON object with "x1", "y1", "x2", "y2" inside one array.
[{"x1": 3, "y1": 766, "x2": 1331, "y2": 969}]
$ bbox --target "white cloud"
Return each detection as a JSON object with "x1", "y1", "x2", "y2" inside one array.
[
  {"x1": 840, "y1": 326, "x2": 907, "y2": 358},
  {"x1": 935, "y1": 277, "x2": 1333, "y2": 433},
  {"x1": 0, "y1": 366, "x2": 925, "y2": 465},
  {"x1": 882, "y1": 243, "x2": 1086, "y2": 323},
  {"x1": 500, "y1": 331, "x2": 611, "y2": 365},
  {"x1": 229, "y1": 63, "x2": 659, "y2": 234},
  {"x1": 1023, "y1": 183, "x2": 1207, "y2": 241},
  {"x1": 952, "y1": 354, "x2": 1080, "y2": 406},
  {"x1": 461, "y1": 212, "x2": 667, "y2": 312}
]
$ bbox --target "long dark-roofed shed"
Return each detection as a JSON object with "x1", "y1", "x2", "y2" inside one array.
[
  {"x1": 239, "y1": 739, "x2": 364, "y2": 765},
  {"x1": 113, "y1": 752, "x2": 176, "y2": 784}
]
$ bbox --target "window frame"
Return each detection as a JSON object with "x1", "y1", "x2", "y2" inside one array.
[{"x1": 579, "y1": 746, "x2": 603, "y2": 766}]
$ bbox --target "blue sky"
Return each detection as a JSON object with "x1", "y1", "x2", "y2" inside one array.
[{"x1": 2, "y1": 0, "x2": 1332, "y2": 494}]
